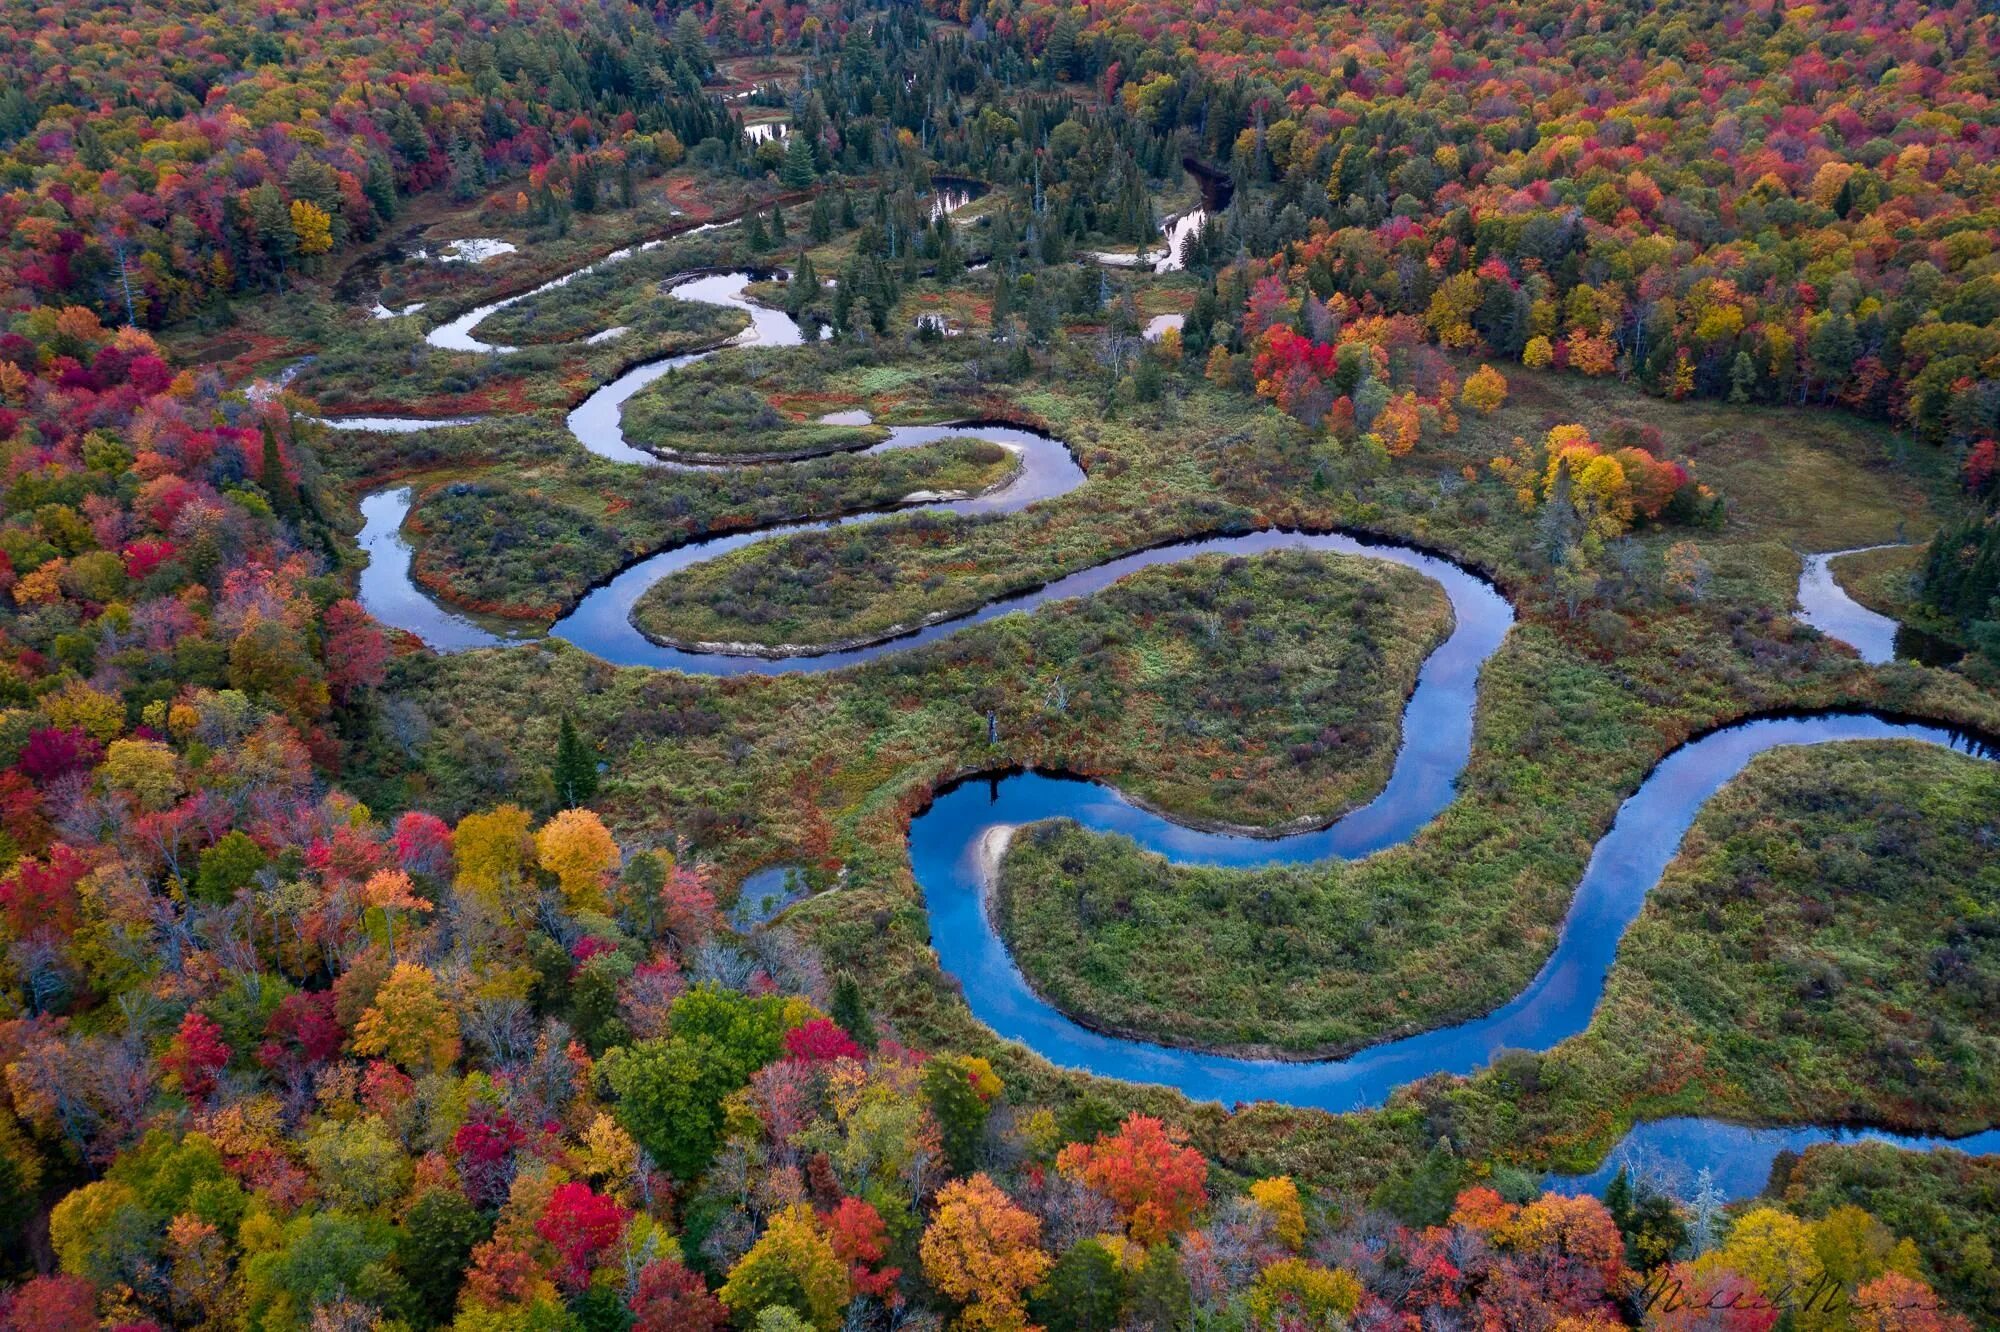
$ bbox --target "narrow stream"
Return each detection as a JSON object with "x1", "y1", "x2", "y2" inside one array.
[{"x1": 1796, "y1": 546, "x2": 1903, "y2": 665}]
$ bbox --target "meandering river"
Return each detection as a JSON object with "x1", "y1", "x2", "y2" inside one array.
[
  {"x1": 914, "y1": 712, "x2": 1991, "y2": 1114},
  {"x1": 329, "y1": 236, "x2": 1998, "y2": 1192}
]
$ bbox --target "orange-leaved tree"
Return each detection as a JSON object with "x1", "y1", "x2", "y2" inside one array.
[{"x1": 1055, "y1": 1114, "x2": 1208, "y2": 1245}]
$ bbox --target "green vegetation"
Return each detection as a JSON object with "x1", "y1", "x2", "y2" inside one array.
[
  {"x1": 390, "y1": 431, "x2": 1016, "y2": 620},
  {"x1": 992, "y1": 651, "x2": 2000, "y2": 1056},
  {"x1": 387, "y1": 552, "x2": 1453, "y2": 840},
  {"x1": 1925, "y1": 514, "x2": 2000, "y2": 669},
  {"x1": 1148, "y1": 741, "x2": 2000, "y2": 1211},
  {"x1": 1770, "y1": 1143, "x2": 2000, "y2": 1323},
  {"x1": 1833, "y1": 543, "x2": 1930, "y2": 620},
  {"x1": 1591, "y1": 741, "x2": 1999, "y2": 1127},
  {"x1": 619, "y1": 346, "x2": 900, "y2": 461},
  {"x1": 629, "y1": 376, "x2": 1268, "y2": 649},
  {"x1": 629, "y1": 350, "x2": 1954, "y2": 653},
  {"x1": 293, "y1": 293, "x2": 746, "y2": 416},
  {"x1": 473, "y1": 240, "x2": 744, "y2": 346}
]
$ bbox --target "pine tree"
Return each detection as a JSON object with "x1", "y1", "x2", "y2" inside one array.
[
  {"x1": 1128, "y1": 1243, "x2": 1193, "y2": 1330},
  {"x1": 1729, "y1": 350, "x2": 1758, "y2": 404},
  {"x1": 745, "y1": 209, "x2": 770, "y2": 252},
  {"x1": 788, "y1": 253, "x2": 818, "y2": 315},
  {"x1": 830, "y1": 269, "x2": 854, "y2": 334},
  {"x1": 553, "y1": 714, "x2": 599, "y2": 807},
  {"x1": 260, "y1": 420, "x2": 299, "y2": 521},
  {"x1": 829, "y1": 974, "x2": 875, "y2": 1048},
  {"x1": 769, "y1": 205, "x2": 787, "y2": 244},
  {"x1": 1603, "y1": 1166, "x2": 1633, "y2": 1231},
  {"x1": 1046, "y1": 13, "x2": 1079, "y2": 78}
]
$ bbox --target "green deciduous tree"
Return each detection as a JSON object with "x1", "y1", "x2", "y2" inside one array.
[
  {"x1": 601, "y1": 984, "x2": 784, "y2": 1179},
  {"x1": 396, "y1": 1188, "x2": 491, "y2": 1326}
]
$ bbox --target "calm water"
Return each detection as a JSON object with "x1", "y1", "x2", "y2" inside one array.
[
  {"x1": 425, "y1": 235, "x2": 677, "y2": 355},
  {"x1": 565, "y1": 271, "x2": 807, "y2": 465},
  {"x1": 546, "y1": 422, "x2": 1086, "y2": 670},
  {"x1": 1088, "y1": 210, "x2": 1208, "y2": 273},
  {"x1": 731, "y1": 864, "x2": 809, "y2": 931},
  {"x1": 1548, "y1": 1117, "x2": 2000, "y2": 1201},
  {"x1": 354, "y1": 489, "x2": 533, "y2": 652},
  {"x1": 353, "y1": 269, "x2": 1094, "y2": 664}
]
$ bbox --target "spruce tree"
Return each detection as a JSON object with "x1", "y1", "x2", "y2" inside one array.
[
  {"x1": 780, "y1": 131, "x2": 816, "y2": 190},
  {"x1": 830, "y1": 269, "x2": 854, "y2": 334}
]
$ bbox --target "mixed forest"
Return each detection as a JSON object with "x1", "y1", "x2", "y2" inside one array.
[{"x1": 0, "y1": 0, "x2": 1998, "y2": 1329}]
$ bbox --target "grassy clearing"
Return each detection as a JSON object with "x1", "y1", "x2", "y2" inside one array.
[
  {"x1": 627, "y1": 344, "x2": 1963, "y2": 655},
  {"x1": 474, "y1": 248, "x2": 751, "y2": 346},
  {"x1": 1835, "y1": 542, "x2": 1927, "y2": 608},
  {"x1": 1832, "y1": 541, "x2": 1963, "y2": 635},
  {"x1": 389, "y1": 552, "x2": 1445, "y2": 847},
  {"x1": 1588, "y1": 742, "x2": 1999, "y2": 1129},
  {"x1": 975, "y1": 551, "x2": 1454, "y2": 827}
]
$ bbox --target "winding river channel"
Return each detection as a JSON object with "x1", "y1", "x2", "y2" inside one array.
[{"x1": 328, "y1": 235, "x2": 2000, "y2": 1196}]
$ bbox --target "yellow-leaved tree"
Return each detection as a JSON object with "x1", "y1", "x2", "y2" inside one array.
[
  {"x1": 1247, "y1": 1258, "x2": 1363, "y2": 1327},
  {"x1": 1460, "y1": 363, "x2": 1509, "y2": 415},
  {"x1": 100, "y1": 738, "x2": 181, "y2": 811},
  {"x1": 535, "y1": 808, "x2": 620, "y2": 912},
  {"x1": 920, "y1": 1173, "x2": 1051, "y2": 1331},
  {"x1": 454, "y1": 805, "x2": 535, "y2": 918},
  {"x1": 719, "y1": 1204, "x2": 850, "y2": 1330},
  {"x1": 1249, "y1": 1175, "x2": 1306, "y2": 1251},
  {"x1": 351, "y1": 962, "x2": 460, "y2": 1071},
  {"x1": 289, "y1": 199, "x2": 333, "y2": 257}
]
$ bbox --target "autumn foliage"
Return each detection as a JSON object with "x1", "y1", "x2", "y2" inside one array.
[{"x1": 1056, "y1": 1113, "x2": 1209, "y2": 1245}]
